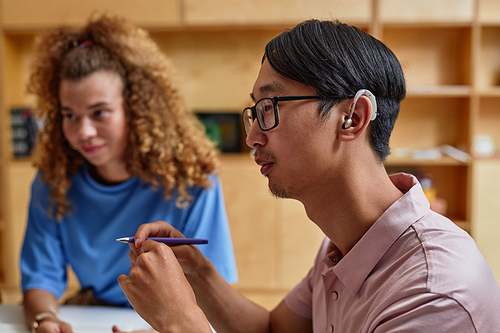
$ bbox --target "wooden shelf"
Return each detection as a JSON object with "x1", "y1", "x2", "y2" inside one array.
[
  {"x1": 183, "y1": 0, "x2": 371, "y2": 27},
  {"x1": 454, "y1": 220, "x2": 470, "y2": 232},
  {"x1": 478, "y1": 26, "x2": 500, "y2": 90},
  {"x1": 383, "y1": 26, "x2": 471, "y2": 87},
  {"x1": 380, "y1": 0, "x2": 474, "y2": 24},
  {"x1": 382, "y1": 22, "x2": 474, "y2": 28},
  {"x1": 385, "y1": 155, "x2": 469, "y2": 167},
  {"x1": 1, "y1": 0, "x2": 500, "y2": 296},
  {"x1": 406, "y1": 85, "x2": 472, "y2": 97},
  {"x1": 477, "y1": 87, "x2": 500, "y2": 96},
  {"x1": 1, "y1": 0, "x2": 181, "y2": 31},
  {"x1": 8, "y1": 157, "x2": 32, "y2": 166},
  {"x1": 478, "y1": 0, "x2": 500, "y2": 24}
]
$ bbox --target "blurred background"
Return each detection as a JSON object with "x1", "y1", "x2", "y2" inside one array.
[{"x1": 1, "y1": 0, "x2": 499, "y2": 309}]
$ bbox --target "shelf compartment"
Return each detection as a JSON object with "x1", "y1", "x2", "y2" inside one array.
[
  {"x1": 407, "y1": 85, "x2": 471, "y2": 97},
  {"x1": 386, "y1": 164, "x2": 469, "y2": 224},
  {"x1": 3, "y1": 34, "x2": 36, "y2": 106},
  {"x1": 385, "y1": 155, "x2": 469, "y2": 167},
  {"x1": 150, "y1": 29, "x2": 281, "y2": 110},
  {"x1": 383, "y1": 26, "x2": 471, "y2": 87},
  {"x1": 380, "y1": 0, "x2": 474, "y2": 24},
  {"x1": 184, "y1": 0, "x2": 371, "y2": 27},
  {"x1": 477, "y1": 87, "x2": 500, "y2": 96},
  {"x1": 454, "y1": 220, "x2": 470, "y2": 233},
  {"x1": 1, "y1": 0, "x2": 180, "y2": 31},
  {"x1": 478, "y1": 0, "x2": 500, "y2": 24},
  {"x1": 475, "y1": 97, "x2": 500, "y2": 157},
  {"x1": 390, "y1": 97, "x2": 470, "y2": 152},
  {"x1": 477, "y1": 26, "x2": 500, "y2": 90}
]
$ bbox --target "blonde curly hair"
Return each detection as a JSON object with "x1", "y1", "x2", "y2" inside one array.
[{"x1": 28, "y1": 14, "x2": 219, "y2": 219}]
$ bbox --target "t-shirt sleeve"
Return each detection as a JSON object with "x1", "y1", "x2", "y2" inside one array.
[
  {"x1": 284, "y1": 238, "x2": 330, "y2": 319},
  {"x1": 182, "y1": 174, "x2": 238, "y2": 284},
  {"x1": 371, "y1": 293, "x2": 476, "y2": 332},
  {"x1": 20, "y1": 173, "x2": 68, "y2": 299},
  {"x1": 284, "y1": 268, "x2": 315, "y2": 319}
]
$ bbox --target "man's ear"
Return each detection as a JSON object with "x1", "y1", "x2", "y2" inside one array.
[{"x1": 339, "y1": 94, "x2": 375, "y2": 142}]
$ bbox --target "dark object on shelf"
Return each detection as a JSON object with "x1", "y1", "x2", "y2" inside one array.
[
  {"x1": 11, "y1": 107, "x2": 39, "y2": 158},
  {"x1": 196, "y1": 112, "x2": 242, "y2": 153}
]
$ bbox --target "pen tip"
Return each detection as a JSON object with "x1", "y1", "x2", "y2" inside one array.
[{"x1": 116, "y1": 237, "x2": 127, "y2": 243}]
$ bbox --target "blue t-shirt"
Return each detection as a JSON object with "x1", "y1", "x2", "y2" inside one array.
[{"x1": 20, "y1": 166, "x2": 238, "y2": 306}]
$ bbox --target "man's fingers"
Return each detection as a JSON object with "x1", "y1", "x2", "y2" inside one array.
[
  {"x1": 139, "y1": 239, "x2": 172, "y2": 254},
  {"x1": 134, "y1": 222, "x2": 185, "y2": 248},
  {"x1": 117, "y1": 274, "x2": 127, "y2": 288}
]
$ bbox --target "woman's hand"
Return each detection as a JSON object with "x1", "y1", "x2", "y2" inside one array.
[{"x1": 34, "y1": 317, "x2": 73, "y2": 333}]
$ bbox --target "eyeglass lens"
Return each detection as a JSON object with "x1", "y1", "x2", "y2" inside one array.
[
  {"x1": 242, "y1": 108, "x2": 253, "y2": 134},
  {"x1": 256, "y1": 99, "x2": 275, "y2": 131},
  {"x1": 243, "y1": 98, "x2": 277, "y2": 134}
]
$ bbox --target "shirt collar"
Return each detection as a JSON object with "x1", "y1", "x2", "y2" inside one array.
[{"x1": 326, "y1": 173, "x2": 430, "y2": 297}]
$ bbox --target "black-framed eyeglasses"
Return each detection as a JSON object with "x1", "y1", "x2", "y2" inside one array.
[{"x1": 242, "y1": 95, "x2": 321, "y2": 134}]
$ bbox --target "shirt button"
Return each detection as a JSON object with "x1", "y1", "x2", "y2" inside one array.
[
  {"x1": 329, "y1": 324, "x2": 334, "y2": 332},
  {"x1": 331, "y1": 291, "x2": 338, "y2": 300}
]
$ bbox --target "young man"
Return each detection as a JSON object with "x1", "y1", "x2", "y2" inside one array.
[{"x1": 117, "y1": 20, "x2": 500, "y2": 333}]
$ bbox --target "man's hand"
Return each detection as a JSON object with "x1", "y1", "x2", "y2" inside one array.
[
  {"x1": 128, "y1": 221, "x2": 208, "y2": 277},
  {"x1": 118, "y1": 222, "x2": 212, "y2": 332}
]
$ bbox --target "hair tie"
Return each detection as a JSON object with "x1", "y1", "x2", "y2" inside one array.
[{"x1": 77, "y1": 40, "x2": 94, "y2": 48}]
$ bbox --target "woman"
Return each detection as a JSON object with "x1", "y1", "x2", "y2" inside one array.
[{"x1": 20, "y1": 14, "x2": 237, "y2": 332}]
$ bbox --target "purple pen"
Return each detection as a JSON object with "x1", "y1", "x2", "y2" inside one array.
[{"x1": 116, "y1": 237, "x2": 208, "y2": 245}]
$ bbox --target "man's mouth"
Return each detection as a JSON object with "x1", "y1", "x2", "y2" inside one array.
[{"x1": 255, "y1": 156, "x2": 274, "y2": 175}]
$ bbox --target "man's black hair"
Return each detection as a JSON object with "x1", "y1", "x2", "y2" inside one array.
[{"x1": 265, "y1": 19, "x2": 406, "y2": 161}]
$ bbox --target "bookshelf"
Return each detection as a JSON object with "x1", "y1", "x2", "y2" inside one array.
[{"x1": 1, "y1": 0, "x2": 499, "y2": 307}]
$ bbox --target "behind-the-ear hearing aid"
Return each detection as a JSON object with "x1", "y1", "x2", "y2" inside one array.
[{"x1": 342, "y1": 89, "x2": 378, "y2": 129}]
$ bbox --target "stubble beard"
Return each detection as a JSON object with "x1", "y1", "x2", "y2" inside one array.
[
  {"x1": 255, "y1": 149, "x2": 294, "y2": 199},
  {"x1": 266, "y1": 174, "x2": 293, "y2": 199}
]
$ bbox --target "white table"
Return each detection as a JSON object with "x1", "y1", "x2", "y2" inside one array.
[{"x1": 0, "y1": 304, "x2": 152, "y2": 332}]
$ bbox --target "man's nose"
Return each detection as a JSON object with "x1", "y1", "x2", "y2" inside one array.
[{"x1": 245, "y1": 121, "x2": 267, "y2": 148}]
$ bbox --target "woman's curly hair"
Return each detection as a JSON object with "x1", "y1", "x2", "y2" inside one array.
[{"x1": 28, "y1": 14, "x2": 219, "y2": 219}]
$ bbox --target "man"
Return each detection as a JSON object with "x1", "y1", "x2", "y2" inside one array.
[{"x1": 117, "y1": 19, "x2": 500, "y2": 333}]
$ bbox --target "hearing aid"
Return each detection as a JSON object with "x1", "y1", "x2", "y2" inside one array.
[{"x1": 342, "y1": 89, "x2": 377, "y2": 129}]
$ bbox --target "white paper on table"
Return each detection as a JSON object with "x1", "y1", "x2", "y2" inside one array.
[
  {"x1": 0, "y1": 322, "x2": 136, "y2": 333},
  {"x1": 72, "y1": 322, "x2": 135, "y2": 333},
  {"x1": 0, "y1": 323, "x2": 28, "y2": 333}
]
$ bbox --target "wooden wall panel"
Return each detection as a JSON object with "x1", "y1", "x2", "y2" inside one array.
[
  {"x1": 383, "y1": 27, "x2": 471, "y2": 87},
  {"x1": 280, "y1": 199, "x2": 324, "y2": 289},
  {"x1": 390, "y1": 98, "x2": 469, "y2": 150},
  {"x1": 151, "y1": 29, "x2": 280, "y2": 111},
  {"x1": 184, "y1": 0, "x2": 371, "y2": 26},
  {"x1": 477, "y1": 27, "x2": 500, "y2": 90},
  {"x1": 2, "y1": 162, "x2": 36, "y2": 287},
  {"x1": 1, "y1": 0, "x2": 180, "y2": 30},
  {"x1": 219, "y1": 155, "x2": 278, "y2": 289},
  {"x1": 478, "y1": 0, "x2": 500, "y2": 24},
  {"x1": 477, "y1": 98, "x2": 500, "y2": 154},
  {"x1": 380, "y1": 0, "x2": 474, "y2": 23},
  {"x1": 471, "y1": 160, "x2": 500, "y2": 284}
]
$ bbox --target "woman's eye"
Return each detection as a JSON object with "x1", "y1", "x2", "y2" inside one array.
[
  {"x1": 94, "y1": 110, "x2": 106, "y2": 117},
  {"x1": 62, "y1": 114, "x2": 75, "y2": 120}
]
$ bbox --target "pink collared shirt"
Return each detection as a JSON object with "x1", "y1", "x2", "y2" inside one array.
[{"x1": 285, "y1": 173, "x2": 500, "y2": 332}]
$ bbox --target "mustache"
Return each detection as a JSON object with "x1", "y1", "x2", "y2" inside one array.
[{"x1": 253, "y1": 149, "x2": 276, "y2": 164}]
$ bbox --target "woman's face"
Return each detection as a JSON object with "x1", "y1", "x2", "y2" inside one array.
[{"x1": 59, "y1": 70, "x2": 129, "y2": 179}]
